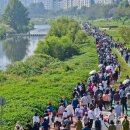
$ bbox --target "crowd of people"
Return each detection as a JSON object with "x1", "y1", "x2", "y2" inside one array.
[{"x1": 14, "y1": 23, "x2": 130, "y2": 130}]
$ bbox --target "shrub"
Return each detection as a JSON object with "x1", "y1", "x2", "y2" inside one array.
[
  {"x1": 36, "y1": 36, "x2": 79, "y2": 60},
  {"x1": 6, "y1": 54, "x2": 55, "y2": 76}
]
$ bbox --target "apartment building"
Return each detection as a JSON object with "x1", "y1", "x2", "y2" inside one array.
[
  {"x1": 79, "y1": 0, "x2": 91, "y2": 8},
  {"x1": 95, "y1": 0, "x2": 114, "y2": 5},
  {"x1": 0, "y1": 0, "x2": 8, "y2": 12}
]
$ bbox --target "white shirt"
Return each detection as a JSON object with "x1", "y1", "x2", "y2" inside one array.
[
  {"x1": 108, "y1": 113, "x2": 115, "y2": 123},
  {"x1": 88, "y1": 110, "x2": 95, "y2": 120},
  {"x1": 94, "y1": 108, "x2": 101, "y2": 118},
  {"x1": 66, "y1": 104, "x2": 74, "y2": 116},
  {"x1": 87, "y1": 95, "x2": 92, "y2": 104},
  {"x1": 81, "y1": 96, "x2": 88, "y2": 106},
  {"x1": 63, "y1": 111, "x2": 68, "y2": 118},
  {"x1": 33, "y1": 116, "x2": 40, "y2": 124}
]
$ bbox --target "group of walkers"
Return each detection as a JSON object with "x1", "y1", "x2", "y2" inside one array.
[{"x1": 14, "y1": 22, "x2": 130, "y2": 130}]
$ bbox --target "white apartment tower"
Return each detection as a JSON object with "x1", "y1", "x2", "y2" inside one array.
[
  {"x1": 80, "y1": 0, "x2": 91, "y2": 8},
  {"x1": 43, "y1": 0, "x2": 53, "y2": 10},
  {"x1": 0, "y1": 0, "x2": 8, "y2": 12},
  {"x1": 61, "y1": 0, "x2": 91, "y2": 10},
  {"x1": 95, "y1": 0, "x2": 114, "y2": 5}
]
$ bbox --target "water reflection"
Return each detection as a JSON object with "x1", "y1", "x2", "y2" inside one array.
[
  {"x1": 3, "y1": 37, "x2": 29, "y2": 62},
  {"x1": 0, "y1": 24, "x2": 49, "y2": 70}
]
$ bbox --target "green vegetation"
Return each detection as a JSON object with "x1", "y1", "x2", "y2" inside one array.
[
  {"x1": 0, "y1": 39, "x2": 98, "y2": 130},
  {"x1": 2, "y1": 0, "x2": 30, "y2": 33},
  {"x1": 0, "y1": 17, "x2": 98, "y2": 130},
  {"x1": 0, "y1": 24, "x2": 15, "y2": 39},
  {"x1": 93, "y1": 19, "x2": 130, "y2": 46},
  {"x1": 113, "y1": 48, "x2": 130, "y2": 88},
  {"x1": 36, "y1": 17, "x2": 88, "y2": 61},
  {"x1": 36, "y1": 36, "x2": 79, "y2": 60}
]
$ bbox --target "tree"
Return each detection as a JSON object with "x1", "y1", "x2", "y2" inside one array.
[
  {"x1": 120, "y1": 27, "x2": 130, "y2": 43},
  {"x1": 75, "y1": 30, "x2": 88, "y2": 44},
  {"x1": 3, "y1": 0, "x2": 30, "y2": 33},
  {"x1": 119, "y1": 0, "x2": 129, "y2": 7},
  {"x1": 28, "y1": 2, "x2": 46, "y2": 18}
]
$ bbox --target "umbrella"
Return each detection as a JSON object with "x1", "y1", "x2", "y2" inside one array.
[
  {"x1": 98, "y1": 64, "x2": 103, "y2": 68},
  {"x1": 89, "y1": 70, "x2": 96, "y2": 75},
  {"x1": 123, "y1": 79, "x2": 130, "y2": 84},
  {"x1": 106, "y1": 65, "x2": 112, "y2": 71}
]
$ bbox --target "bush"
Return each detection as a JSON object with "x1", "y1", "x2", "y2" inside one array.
[
  {"x1": 6, "y1": 54, "x2": 55, "y2": 76},
  {"x1": 36, "y1": 36, "x2": 79, "y2": 60}
]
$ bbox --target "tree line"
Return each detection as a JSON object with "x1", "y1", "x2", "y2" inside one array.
[{"x1": 36, "y1": 17, "x2": 88, "y2": 61}]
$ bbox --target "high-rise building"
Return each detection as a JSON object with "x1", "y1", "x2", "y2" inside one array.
[
  {"x1": 95, "y1": 0, "x2": 114, "y2": 5},
  {"x1": 43, "y1": 0, "x2": 53, "y2": 10},
  {"x1": 20, "y1": 0, "x2": 32, "y2": 7},
  {"x1": 53, "y1": 0, "x2": 62, "y2": 11},
  {"x1": 79, "y1": 0, "x2": 91, "y2": 8},
  {"x1": 0, "y1": 0, "x2": 8, "y2": 12}
]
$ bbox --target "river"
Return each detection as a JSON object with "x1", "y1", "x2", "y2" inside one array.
[{"x1": 0, "y1": 24, "x2": 50, "y2": 70}]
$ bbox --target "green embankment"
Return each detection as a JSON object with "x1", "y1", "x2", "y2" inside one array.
[
  {"x1": 0, "y1": 41, "x2": 98, "y2": 130},
  {"x1": 113, "y1": 48, "x2": 130, "y2": 88},
  {"x1": 0, "y1": 17, "x2": 98, "y2": 130}
]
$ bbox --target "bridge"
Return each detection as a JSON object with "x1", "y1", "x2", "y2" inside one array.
[{"x1": 6, "y1": 33, "x2": 47, "y2": 37}]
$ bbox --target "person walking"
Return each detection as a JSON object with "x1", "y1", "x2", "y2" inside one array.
[
  {"x1": 88, "y1": 108, "x2": 95, "y2": 128},
  {"x1": 95, "y1": 117, "x2": 101, "y2": 130},
  {"x1": 108, "y1": 120, "x2": 116, "y2": 130},
  {"x1": 122, "y1": 116, "x2": 129, "y2": 130},
  {"x1": 75, "y1": 117, "x2": 83, "y2": 130},
  {"x1": 121, "y1": 94, "x2": 127, "y2": 114},
  {"x1": 114, "y1": 102, "x2": 122, "y2": 118},
  {"x1": 82, "y1": 123, "x2": 91, "y2": 130}
]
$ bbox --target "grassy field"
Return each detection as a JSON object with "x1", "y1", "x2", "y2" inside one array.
[
  {"x1": 93, "y1": 19, "x2": 130, "y2": 48},
  {"x1": 0, "y1": 37, "x2": 98, "y2": 129},
  {"x1": 112, "y1": 48, "x2": 130, "y2": 88}
]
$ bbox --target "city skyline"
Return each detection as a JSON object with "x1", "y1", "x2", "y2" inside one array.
[{"x1": 0, "y1": 0, "x2": 128, "y2": 13}]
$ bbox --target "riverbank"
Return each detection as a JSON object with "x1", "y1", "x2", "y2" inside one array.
[{"x1": 0, "y1": 18, "x2": 98, "y2": 130}]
